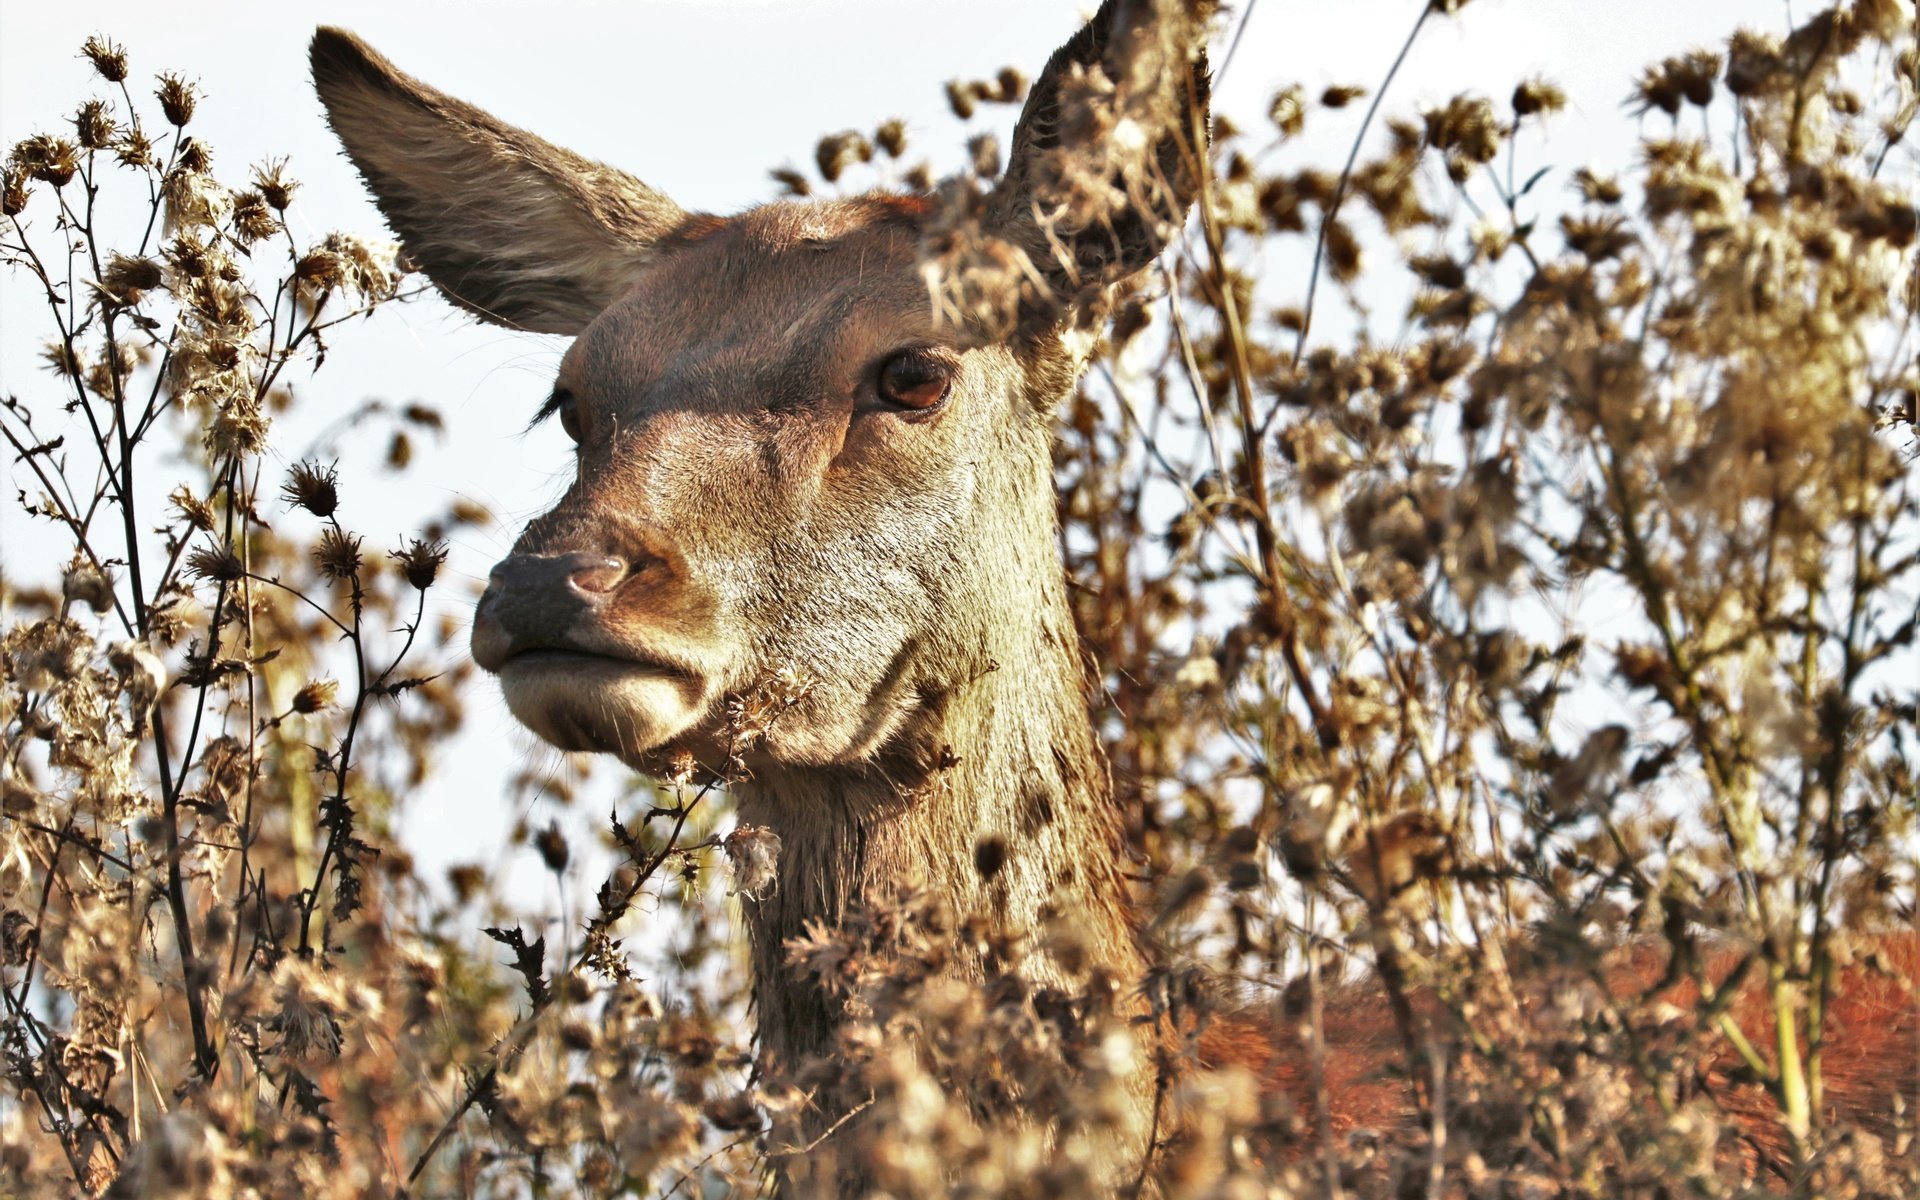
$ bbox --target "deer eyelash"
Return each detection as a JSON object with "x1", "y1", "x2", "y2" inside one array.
[{"x1": 529, "y1": 386, "x2": 569, "y2": 431}]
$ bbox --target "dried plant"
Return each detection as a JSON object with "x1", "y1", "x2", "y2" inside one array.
[{"x1": 4, "y1": 2, "x2": 1917, "y2": 1198}]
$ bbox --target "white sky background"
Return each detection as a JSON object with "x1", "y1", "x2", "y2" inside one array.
[{"x1": 2, "y1": 1, "x2": 1793, "y2": 919}]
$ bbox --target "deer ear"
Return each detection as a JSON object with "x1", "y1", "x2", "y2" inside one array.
[
  {"x1": 986, "y1": 0, "x2": 1212, "y2": 322},
  {"x1": 310, "y1": 28, "x2": 685, "y2": 335}
]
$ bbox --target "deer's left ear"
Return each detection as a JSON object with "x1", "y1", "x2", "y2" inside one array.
[{"x1": 985, "y1": 0, "x2": 1212, "y2": 322}]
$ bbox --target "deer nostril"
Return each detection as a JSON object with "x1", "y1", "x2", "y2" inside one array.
[{"x1": 566, "y1": 556, "x2": 628, "y2": 594}]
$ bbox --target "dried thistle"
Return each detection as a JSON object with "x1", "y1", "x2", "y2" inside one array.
[
  {"x1": 1512, "y1": 76, "x2": 1566, "y2": 118},
  {"x1": 155, "y1": 72, "x2": 197, "y2": 125},
  {"x1": 71, "y1": 99, "x2": 115, "y2": 150},
  {"x1": 252, "y1": 158, "x2": 298, "y2": 210},
  {"x1": 292, "y1": 678, "x2": 339, "y2": 714},
  {"x1": 281, "y1": 460, "x2": 340, "y2": 518},
  {"x1": 313, "y1": 527, "x2": 363, "y2": 581},
  {"x1": 81, "y1": 34, "x2": 129, "y2": 83},
  {"x1": 185, "y1": 541, "x2": 243, "y2": 583},
  {"x1": 12, "y1": 134, "x2": 79, "y2": 187},
  {"x1": 391, "y1": 537, "x2": 448, "y2": 590}
]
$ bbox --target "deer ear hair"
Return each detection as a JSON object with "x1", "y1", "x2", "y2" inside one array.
[
  {"x1": 311, "y1": 27, "x2": 686, "y2": 335},
  {"x1": 985, "y1": 0, "x2": 1212, "y2": 323}
]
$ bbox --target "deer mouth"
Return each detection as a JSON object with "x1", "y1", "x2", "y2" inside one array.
[{"x1": 496, "y1": 650, "x2": 709, "y2": 758}]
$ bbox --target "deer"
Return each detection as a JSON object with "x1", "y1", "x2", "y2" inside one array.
[{"x1": 310, "y1": 1, "x2": 1917, "y2": 1192}]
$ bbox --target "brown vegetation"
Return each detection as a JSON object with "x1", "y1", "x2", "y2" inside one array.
[{"x1": 2, "y1": 2, "x2": 1916, "y2": 1197}]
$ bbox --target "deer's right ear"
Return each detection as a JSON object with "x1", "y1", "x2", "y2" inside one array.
[
  {"x1": 982, "y1": 0, "x2": 1212, "y2": 325},
  {"x1": 310, "y1": 28, "x2": 684, "y2": 335}
]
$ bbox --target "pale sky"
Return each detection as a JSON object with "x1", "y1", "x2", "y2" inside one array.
[{"x1": 2, "y1": 1, "x2": 1791, "y2": 914}]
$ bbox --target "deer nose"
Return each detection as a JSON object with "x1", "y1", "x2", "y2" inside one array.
[
  {"x1": 487, "y1": 552, "x2": 629, "y2": 596},
  {"x1": 471, "y1": 552, "x2": 632, "y2": 672}
]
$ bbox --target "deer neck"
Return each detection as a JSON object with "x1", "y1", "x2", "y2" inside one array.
[{"x1": 731, "y1": 589, "x2": 1147, "y2": 1071}]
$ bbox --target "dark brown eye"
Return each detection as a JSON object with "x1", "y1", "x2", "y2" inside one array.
[
  {"x1": 555, "y1": 389, "x2": 581, "y2": 442},
  {"x1": 877, "y1": 349, "x2": 954, "y2": 411}
]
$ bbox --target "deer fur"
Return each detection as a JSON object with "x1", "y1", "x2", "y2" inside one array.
[
  {"x1": 312, "y1": 3, "x2": 1915, "y2": 1191},
  {"x1": 313, "y1": 2, "x2": 1208, "y2": 1185}
]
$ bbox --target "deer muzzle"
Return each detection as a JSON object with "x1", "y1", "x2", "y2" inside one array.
[{"x1": 469, "y1": 551, "x2": 636, "y2": 673}]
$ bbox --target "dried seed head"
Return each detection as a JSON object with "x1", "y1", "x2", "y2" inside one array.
[
  {"x1": 292, "y1": 679, "x2": 339, "y2": 714},
  {"x1": 967, "y1": 132, "x2": 1000, "y2": 179},
  {"x1": 101, "y1": 253, "x2": 163, "y2": 302},
  {"x1": 113, "y1": 125, "x2": 154, "y2": 169},
  {"x1": 722, "y1": 825, "x2": 782, "y2": 899},
  {"x1": 41, "y1": 340, "x2": 84, "y2": 378},
  {"x1": 252, "y1": 158, "x2": 298, "y2": 210},
  {"x1": 391, "y1": 537, "x2": 448, "y2": 590},
  {"x1": 81, "y1": 35, "x2": 129, "y2": 83},
  {"x1": 534, "y1": 823, "x2": 569, "y2": 872},
  {"x1": 230, "y1": 190, "x2": 277, "y2": 243},
  {"x1": 769, "y1": 167, "x2": 810, "y2": 197},
  {"x1": 1269, "y1": 84, "x2": 1306, "y2": 139},
  {"x1": 176, "y1": 136, "x2": 211, "y2": 174},
  {"x1": 945, "y1": 79, "x2": 979, "y2": 120},
  {"x1": 12, "y1": 135, "x2": 79, "y2": 187},
  {"x1": 1633, "y1": 63, "x2": 1683, "y2": 116},
  {"x1": 313, "y1": 527, "x2": 363, "y2": 582},
  {"x1": 185, "y1": 542, "x2": 244, "y2": 583},
  {"x1": 875, "y1": 117, "x2": 908, "y2": 158},
  {"x1": 107, "y1": 640, "x2": 165, "y2": 721},
  {"x1": 1572, "y1": 166, "x2": 1624, "y2": 205},
  {"x1": 2, "y1": 164, "x2": 28, "y2": 216},
  {"x1": 1670, "y1": 49, "x2": 1721, "y2": 107},
  {"x1": 155, "y1": 73, "x2": 197, "y2": 125},
  {"x1": 281, "y1": 460, "x2": 339, "y2": 518},
  {"x1": 72, "y1": 100, "x2": 116, "y2": 150},
  {"x1": 1511, "y1": 76, "x2": 1566, "y2": 118},
  {"x1": 62, "y1": 562, "x2": 115, "y2": 612},
  {"x1": 1321, "y1": 84, "x2": 1367, "y2": 109},
  {"x1": 814, "y1": 130, "x2": 873, "y2": 183}
]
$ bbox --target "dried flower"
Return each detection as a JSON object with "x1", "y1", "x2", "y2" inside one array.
[
  {"x1": 252, "y1": 158, "x2": 298, "y2": 210},
  {"x1": 945, "y1": 79, "x2": 979, "y2": 120},
  {"x1": 81, "y1": 35, "x2": 129, "y2": 83},
  {"x1": 2, "y1": 163, "x2": 28, "y2": 216},
  {"x1": 391, "y1": 537, "x2": 448, "y2": 590},
  {"x1": 313, "y1": 527, "x2": 363, "y2": 581},
  {"x1": 875, "y1": 118, "x2": 908, "y2": 158},
  {"x1": 534, "y1": 823, "x2": 570, "y2": 873},
  {"x1": 71, "y1": 100, "x2": 115, "y2": 150},
  {"x1": 185, "y1": 542, "x2": 244, "y2": 583},
  {"x1": 1512, "y1": 76, "x2": 1566, "y2": 117},
  {"x1": 281, "y1": 461, "x2": 340, "y2": 518},
  {"x1": 61, "y1": 562, "x2": 114, "y2": 612},
  {"x1": 1269, "y1": 84, "x2": 1306, "y2": 139},
  {"x1": 100, "y1": 253, "x2": 163, "y2": 302},
  {"x1": 155, "y1": 72, "x2": 197, "y2": 125},
  {"x1": 230, "y1": 190, "x2": 277, "y2": 243},
  {"x1": 12, "y1": 134, "x2": 79, "y2": 187},
  {"x1": 815, "y1": 130, "x2": 873, "y2": 183},
  {"x1": 967, "y1": 132, "x2": 1000, "y2": 178},
  {"x1": 292, "y1": 679, "x2": 339, "y2": 714},
  {"x1": 722, "y1": 825, "x2": 782, "y2": 899},
  {"x1": 769, "y1": 167, "x2": 811, "y2": 197}
]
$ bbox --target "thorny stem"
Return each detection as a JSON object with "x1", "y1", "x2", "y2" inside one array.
[
  {"x1": 1190, "y1": 93, "x2": 1332, "y2": 747},
  {"x1": 1287, "y1": 1, "x2": 1433, "y2": 374}
]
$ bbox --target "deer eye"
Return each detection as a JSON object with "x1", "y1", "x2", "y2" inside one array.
[{"x1": 877, "y1": 349, "x2": 954, "y2": 411}]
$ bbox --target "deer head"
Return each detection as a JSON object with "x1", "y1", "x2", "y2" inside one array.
[{"x1": 311, "y1": 1, "x2": 1211, "y2": 782}]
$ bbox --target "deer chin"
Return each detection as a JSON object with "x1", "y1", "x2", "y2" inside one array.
[{"x1": 497, "y1": 651, "x2": 708, "y2": 761}]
